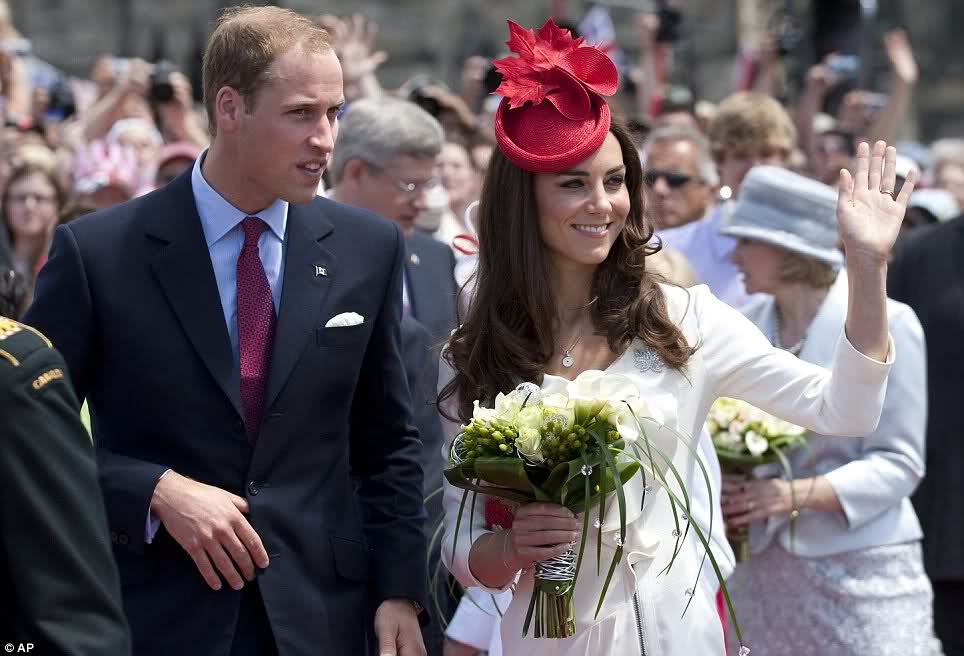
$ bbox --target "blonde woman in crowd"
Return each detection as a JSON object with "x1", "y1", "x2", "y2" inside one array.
[{"x1": 721, "y1": 166, "x2": 943, "y2": 656}]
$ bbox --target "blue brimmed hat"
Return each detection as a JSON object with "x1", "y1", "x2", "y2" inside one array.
[{"x1": 720, "y1": 166, "x2": 843, "y2": 267}]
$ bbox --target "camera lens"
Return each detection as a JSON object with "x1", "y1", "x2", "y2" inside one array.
[{"x1": 149, "y1": 61, "x2": 177, "y2": 103}]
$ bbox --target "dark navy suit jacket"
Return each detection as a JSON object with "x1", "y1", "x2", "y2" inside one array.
[{"x1": 24, "y1": 171, "x2": 428, "y2": 655}]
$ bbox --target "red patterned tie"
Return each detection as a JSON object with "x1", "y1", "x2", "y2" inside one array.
[{"x1": 237, "y1": 217, "x2": 276, "y2": 443}]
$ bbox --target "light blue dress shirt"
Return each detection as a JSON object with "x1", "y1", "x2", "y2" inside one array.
[
  {"x1": 146, "y1": 152, "x2": 289, "y2": 543},
  {"x1": 191, "y1": 151, "x2": 288, "y2": 362}
]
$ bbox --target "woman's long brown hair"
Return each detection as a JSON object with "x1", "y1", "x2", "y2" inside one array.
[{"x1": 440, "y1": 118, "x2": 694, "y2": 423}]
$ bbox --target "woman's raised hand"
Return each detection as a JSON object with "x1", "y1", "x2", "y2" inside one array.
[{"x1": 837, "y1": 140, "x2": 917, "y2": 265}]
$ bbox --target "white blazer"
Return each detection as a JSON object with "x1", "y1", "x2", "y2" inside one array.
[
  {"x1": 441, "y1": 284, "x2": 895, "y2": 656},
  {"x1": 741, "y1": 270, "x2": 927, "y2": 557}
]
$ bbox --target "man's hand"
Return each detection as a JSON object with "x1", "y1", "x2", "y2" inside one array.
[
  {"x1": 374, "y1": 598, "x2": 426, "y2": 656},
  {"x1": 150, "y1": 471, "x2": 269, "y2": 590}
]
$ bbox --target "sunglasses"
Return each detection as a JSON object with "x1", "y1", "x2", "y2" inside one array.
[{"x1": 644, "y1": 169, "x2": 693, "y2": 189}]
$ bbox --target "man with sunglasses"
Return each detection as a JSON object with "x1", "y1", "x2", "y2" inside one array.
[
  {"x1": 658, "y1": 92, "x2": 795, "y2": 310},
  {"x1": 641, "y1": 126, "x2": 718, "y2": 230}
]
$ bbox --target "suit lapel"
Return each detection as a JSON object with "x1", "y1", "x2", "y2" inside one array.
[
  {"x1": 147, "y1": 173, "x2": 241, "y2": 417},
  {"x1": 264, "y1": 202, "x2": 335, "y2": 409},
  {"x1": 405, "y1": 239, "x2": 434, "y2": 325},
  {"x1": 798, "y1": 271, "x2": 848, "y2": 366}
]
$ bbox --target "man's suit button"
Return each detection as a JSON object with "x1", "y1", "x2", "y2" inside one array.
[
  {"x1": 248, "y1": 481, "x2": 260, "y2": 496},
  {"x1": 118, "y1": 534, "x2": 129, "y2": 546}
]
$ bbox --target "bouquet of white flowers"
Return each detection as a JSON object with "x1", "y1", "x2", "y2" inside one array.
[
  {"x1": 706, "y1": 398, "x2": 808, "y2": 561},
  {"x1": 445, "y1": 372, "x2": 737, "y2": 641}
]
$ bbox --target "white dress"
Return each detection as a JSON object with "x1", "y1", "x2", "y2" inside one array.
[{"x1": 441, "y1": 284, "x2": 895, "y2": 656}]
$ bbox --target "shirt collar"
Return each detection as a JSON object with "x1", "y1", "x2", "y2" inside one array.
[{"x1": 191, "y1": 149, "x2": 288, "y2": 246}]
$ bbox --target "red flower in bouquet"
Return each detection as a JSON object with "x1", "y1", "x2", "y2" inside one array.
[{"x1": 484, "y1": 497, "x2": 516, "y2": 531}]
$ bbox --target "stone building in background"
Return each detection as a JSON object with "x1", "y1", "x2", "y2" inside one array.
[{"x1": 8, "y1": 0, "x2": 963, "y2": 141}]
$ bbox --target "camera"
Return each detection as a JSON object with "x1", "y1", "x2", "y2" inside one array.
[
  {"x1": 46, "y1": 75, "x2": 76, "y2": 121},
  {"x1": 149, "y1": 60, "x2": 177, "y2": 104},
  {"x1": 110, "y1": 57, "x2": 131, "y2": 78},
  {"x1": 482, "y1": 64, "x2": 503, "y2": 97},
  {"x1": 826, "y1": 54, "x2": 861, "y2": 80},
  {"x1": 655, "y1": 6, "x2": 683, "y2": 44}
]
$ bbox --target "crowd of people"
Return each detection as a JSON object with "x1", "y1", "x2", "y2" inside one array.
[{"x1": 1, "y1": 1, "x2": 962, "y2": 655}]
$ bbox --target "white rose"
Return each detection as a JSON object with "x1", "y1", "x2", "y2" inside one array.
[
  {"x1": 745, "y1": 430, "x2": 769, "y2": 457},
  {"x1": 515, "y1": 427, "x2": 544, "y2": 463},
  {"x1": 714, "y1": 429, "x2": 743, "y2": 450},
  {"x1": 541, "y1": 393, "x2": 575, "y2": 431},
  {"x1": 493, "y1": 392, "x2": 522, "y2": 422},
  {"x1": 516, "y1": 405, "x2": 544, "y2": 432}
]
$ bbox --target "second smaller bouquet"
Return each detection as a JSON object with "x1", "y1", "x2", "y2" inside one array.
[{"x1": 707, "y1": 398, "x2": 808, "y2": 561}]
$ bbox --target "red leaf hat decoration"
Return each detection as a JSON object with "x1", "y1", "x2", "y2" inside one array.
[{"x1": 493, "y1": 19, "x2": 619, "y2": 173}]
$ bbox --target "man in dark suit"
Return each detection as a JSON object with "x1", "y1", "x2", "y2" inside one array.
[
  {"x1": 24, "y1": 7, "x2": 427, "y2": 656},
  {"x1": 328, "y1": 95, "x2": 457, "y2": 655},
  {"x1": 0, "y1": 312, "x2": 130, "y2": 655},
  {"x1": 399, "y1": 315, "x2": 449, "y2": 655},
  {"x1": 327, "y1": 95, "x2": 458, "y2": 346},
  {"x1": 889, "y1": 214, "x2": 964, "y2": 655}
]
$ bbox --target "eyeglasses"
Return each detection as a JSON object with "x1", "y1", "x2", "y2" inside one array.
[
  {"x1": 8, "y1": 192, "x2": 57, "y2": 205},
  {"x1": 366, "y1": 163, "x2": 439, "y2": 197},
  {"x1": 643, "y1": 170, "x2": 693, "y2": 189}
]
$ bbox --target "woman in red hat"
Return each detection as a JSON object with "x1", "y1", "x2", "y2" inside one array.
[{"x1": 439, "y1": 19, "x2": 916, "y2": 655}]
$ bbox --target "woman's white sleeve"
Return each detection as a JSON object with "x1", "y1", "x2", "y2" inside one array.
[
  {"x1": 695, "y1": 286, "x2": 894, "y2": 436},
  {"x1": 437, "y1": 355, "x2": 517, "y2": 593}
]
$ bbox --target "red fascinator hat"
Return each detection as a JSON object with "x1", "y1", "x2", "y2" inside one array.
[{"x1": 493, "y1": 19, "x2": 619, "y2": 173}]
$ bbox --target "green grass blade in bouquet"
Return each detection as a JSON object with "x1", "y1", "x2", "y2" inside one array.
[
  {"x1": 622, "y1": 417, "x2": 750, "y2": 652},
  {"x1": 771, "y1": 445, "x2": 800, "y2": 553},
  {"x1": 588, "y1": 424, "x2": 627, "y2": 620}
]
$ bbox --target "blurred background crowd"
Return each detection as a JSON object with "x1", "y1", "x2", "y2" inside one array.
[
  {"x1": 0, "y1": 1, "x2": 962, "y2": 655},
  {"x1": 1, "y1": 0, "x2": 963, "y2": 311}
]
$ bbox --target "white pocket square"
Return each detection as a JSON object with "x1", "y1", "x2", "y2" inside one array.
[{"x1": 325, "y1": 312, "x2": 365, "y2": 328}]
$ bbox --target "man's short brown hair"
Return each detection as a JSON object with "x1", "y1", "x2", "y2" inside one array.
[
  {"x1": 708, "y1": 92, "x2": 796, "y2": 161},
  {"x1": 202, "y1": 6, "x2": 332, "y2": 135}
]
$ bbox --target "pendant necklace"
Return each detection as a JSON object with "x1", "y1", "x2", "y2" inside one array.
[
  {"x1": 557, "y1": 332, "x2": 584, "y2": 368},
  {"x1": 556, "y1": 297, "x2": 597, "y2": 368}
]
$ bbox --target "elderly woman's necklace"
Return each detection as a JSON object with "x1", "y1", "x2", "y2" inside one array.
[{"x1": 773, "y1": 310, "x2": 806, "y2": 356}]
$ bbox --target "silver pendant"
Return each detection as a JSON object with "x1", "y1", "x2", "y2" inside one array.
[{"x1": 562, "y1": 353, "x2": 574, "y2": 368}]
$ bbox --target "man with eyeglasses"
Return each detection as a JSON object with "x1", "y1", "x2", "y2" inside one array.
[
  {"x1": 328, "y1": 95, "x2": 456, "y2": 656},
  {"x1": 641, "y1": 126, "x2": 718, "y2": 230},
  {"x1": 329, "y1": 96, "x2": 456, "y2": 344}
]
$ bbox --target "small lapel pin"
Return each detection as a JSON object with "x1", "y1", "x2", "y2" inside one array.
[
  {"x1": 315, "y1": 265, "x2": 327, "y2": 277},
  {"x1": 409, "y1": 253, "x2": 420, "y2": 266}
]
